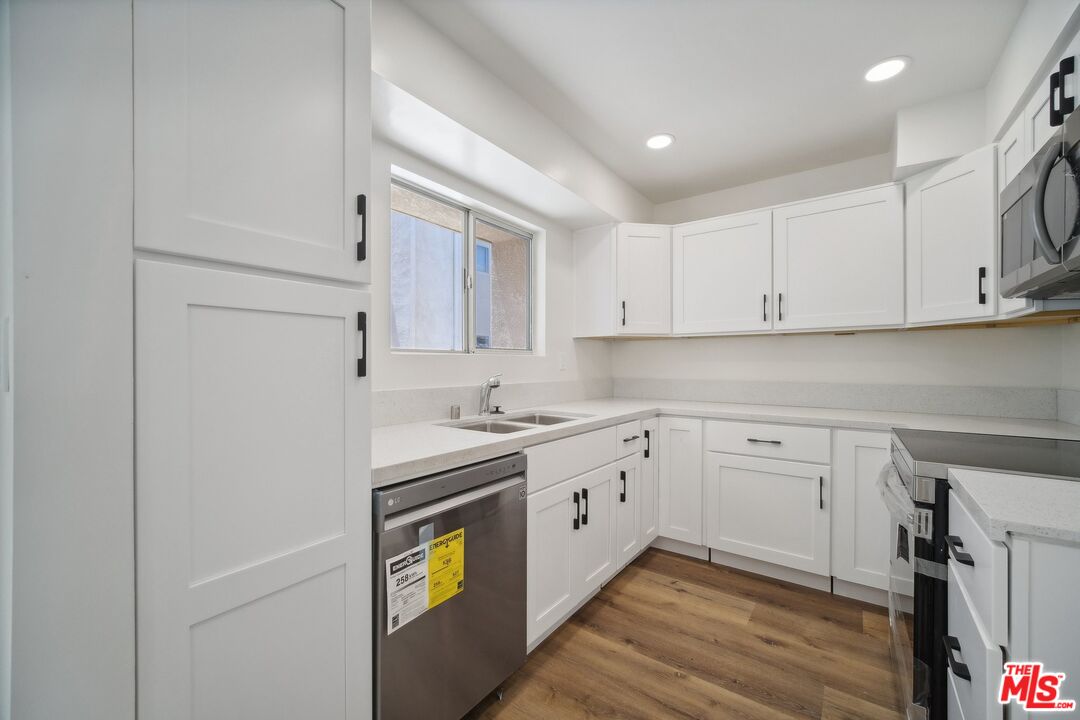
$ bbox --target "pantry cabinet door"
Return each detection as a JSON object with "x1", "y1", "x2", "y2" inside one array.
[
  {"x1": 526, "y1": 478, "x2": 577, "y2": 646},
  {"x1": 572, "y1": 464, "x2": 618, "y2": 594},
  {"x1": 906, "y1": 145, "x2": 997, "y2": 324},
  {"x1": 134, "y1": 0, "x2": 371, "y2": 282},
  {"x1": 704, "y1": 453, "x2": 830, "y2": 576},
  {"x1": 672, "y1": 211, "x2": 772, "y2": 334},
  {"x1": 135, "y1": 260, "x2": 370, "y2": 720},
  {"x1": 615, "y1": 454, "x2": 641, "y2": 569},
  {"x1": 831, "y1": 430, "x2": 892, "y2": 590},
  {"x1": 658, "y1": 417, "x2": 704, "y2": 545},
  {"x1": 616, "y1": 223, "x2": 672, "y2": 335},
  {"x1": 772, "y1": 185, "x2": 904, "y2": 331},
  {"x1": 639, "y1": 419, "x2": 660, "y2": 546}
]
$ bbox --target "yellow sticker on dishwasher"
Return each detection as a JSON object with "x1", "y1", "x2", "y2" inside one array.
[{"x1": 428, "y1": 528, "x2": 464, "y2": 609}]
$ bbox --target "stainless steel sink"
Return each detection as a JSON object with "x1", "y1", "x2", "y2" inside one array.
[
  {"x1": 443, "y1": 411, "x2": 593, "y2": 433},
  {"x1": 507, "y1": 413, "x2": 579, "y2": 425},
  {"x1": 452, "y1": 420, "x2": 534, "y2": 434}
]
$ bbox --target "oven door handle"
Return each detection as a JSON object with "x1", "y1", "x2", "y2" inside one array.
[
  {"x1": 943, "y1": 635, "x2": 972, "y2": 681},
  {"x1": 1032, "y1": 142, "x2": 1064, "y2": 265}
]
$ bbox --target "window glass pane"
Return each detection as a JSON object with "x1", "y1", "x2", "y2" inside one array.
[
  {"x1": 390, "y1": 184, "x2": 465, "y2": 351},
  {"x1": 474, "y1": 219, "x2": 531, "y2": 351}
]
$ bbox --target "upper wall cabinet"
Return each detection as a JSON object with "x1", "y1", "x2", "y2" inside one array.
[
  {"x1": 617, "y1": 224, "x2": 672, "y2": 335},
  {"x1": 906, "y1": 145, "x2": 997, "y2": 324},
  {"x1": 672, "y1": 211, "x2": 772, "y2": 335},
  {"x1": 572, "y1": 223, "x2": 670, "y2": 336},
  {"x1": 772, "y1": 185, "x2": 905, "y2": 331},
  {"x1": 134, "y1": 0, "x2": 372, "y2": 283}
]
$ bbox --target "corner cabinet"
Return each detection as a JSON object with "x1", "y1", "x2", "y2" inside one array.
[
  {"x1": 133, "y1": 0, "x2": 372, "y2": 283},
  {"x1": 772, "y1": 185, "x2": 905, "y2": 331},
  {"x1": 658, "y1": 417, "x2": 703, "y2": 544},
  {"x1": 672, "y1": 211, "x2": 773, "y2": 335},
  {"x1": 572, "y1": 223, "x2": 671, "y2": 336}
]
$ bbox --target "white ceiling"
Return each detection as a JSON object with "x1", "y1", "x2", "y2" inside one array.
[{"x1": 403, "y1": 0, "x2": 1025, "y2": 203}]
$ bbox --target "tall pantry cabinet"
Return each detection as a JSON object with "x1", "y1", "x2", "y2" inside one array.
[{"x1": 133, "y1": 2, "x2": 373, "y2": 720}]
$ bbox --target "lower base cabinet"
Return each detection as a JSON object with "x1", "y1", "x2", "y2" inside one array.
[
  {"x1": 704, "y1": 452, "x2": 831, "y2": 576},
  {"x1": 640, "y1": 418, "x2": 660, "y2": 545},
  {"x1": 831, "y1": 430, "x2": 897, "y2": 591},
  {"x1": 658, "y1": 417, "x2": 704, "y2": 544},
  {"x1": 615, "y1": 454, "x2": 640, "y2": 569}
]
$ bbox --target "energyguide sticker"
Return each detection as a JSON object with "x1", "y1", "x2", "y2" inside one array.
[{"x1": 384, "y1": 527, "x2": 465, "y2": 634}]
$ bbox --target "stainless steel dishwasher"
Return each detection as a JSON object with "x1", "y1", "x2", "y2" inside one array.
[{"x1": 373, "y1": 453, "x2": 527, "y2": 720}]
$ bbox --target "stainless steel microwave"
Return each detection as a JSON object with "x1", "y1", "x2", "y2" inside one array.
[{"x1": 1000, "y1": 110, "x2": 1080, "y2": 299}]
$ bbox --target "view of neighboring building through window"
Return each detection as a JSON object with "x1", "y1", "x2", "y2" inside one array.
[{"x1": 390, "y1": 181, "x2": 533, "y2": 353}]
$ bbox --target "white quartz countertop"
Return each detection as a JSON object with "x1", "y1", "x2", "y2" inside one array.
[
  {"x1": 372, "y1": 397, "x2": 1080, "y2": 487},
  {"x1": 949, "y1": 468, "x2": 1080, "y2": 544}
]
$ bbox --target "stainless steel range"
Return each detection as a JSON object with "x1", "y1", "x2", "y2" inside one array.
[{"x1": 886, "y1": 429, "x2": 1080, "y2": 719}]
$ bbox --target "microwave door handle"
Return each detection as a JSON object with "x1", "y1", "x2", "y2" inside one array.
[{"x1": 1032, "y1": 143, "x2": 1064, "y2": 265}]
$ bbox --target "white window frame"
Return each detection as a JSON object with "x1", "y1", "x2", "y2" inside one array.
[{"x1": 390, "y1": 179, "x2": 534, "y2": 355}]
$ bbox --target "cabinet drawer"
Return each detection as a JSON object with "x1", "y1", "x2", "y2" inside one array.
[
  {"x1": 526, "y1": 427, "x2": 617, "y2": 494},
  {"x1": 704, "y1": 420, "x2": 830, "y2": 464},
  {"x1": 948, "y1": 489, "x2": 1008, "y2": 646},
  {"x1": 947, "y1": 563, "x2": 1003, "y2": 720},
  {"x1": 616, "y1": 420, "x2": 643, "y2": 458}
]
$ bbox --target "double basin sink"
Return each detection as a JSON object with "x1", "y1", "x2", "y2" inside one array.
[{"x1": 443, "y1": 411, "x2": 592, "y2": 434}]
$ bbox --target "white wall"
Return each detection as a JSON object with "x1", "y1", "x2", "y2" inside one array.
[
  {"x1": 611, "y1": 327, "x2": 1063, "y2": 389},
  {"x1": 371, "y1": 139, "x2": 611, "y2": 392},
  {"x1": 1064, "y1": 324, "x2": 1080, "y2": 392},
  {"x1": 8, "y1": 1, "x2": 135, "y2": 718},
  {"x1": 652, "y1": 153, "x2": 894, "y2": 224},
  {"x1": 894, "y1": 89, "x2": 985, "y2": 175},
  {"x1": 371, "y1": 0, "x2": 651, "y2": 225},
  {"x1": 0, "y1": 0, "x2": 13, "y2": 716}
]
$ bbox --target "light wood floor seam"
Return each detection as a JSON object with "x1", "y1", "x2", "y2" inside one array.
[{"x1": 467, "y1": 549, "x2": 904, "y2": 720}]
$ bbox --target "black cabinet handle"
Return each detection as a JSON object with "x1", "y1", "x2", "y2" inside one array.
[
  {"x1": 356, "y1": 194, "x2": 367, "y2": 261},
  {"x1": 763, "y1": 293, "x2": 767, "y2": 322},
  {"x1": 620, "y1": 470, "x2": 626, "y2": 503},
  {"x1": 356, "y1": 312, "x2": 367, "y2": 378},
  {"x1": 621, "y1": 300, "x2": 626, "y2": 326},
  {"x1": 644, "y1": 429, "x2": 651, "y2": 459},
  {"x1": 581, "y1": 487, "x2": 589, "y2": 525},
  {"x1": 978, "y1": 266, "x2": 987, "y2": 305},
  {"x1": 778, "y1": 293, "x2": 783, "y2": 322},
  {"x1": 747, "y1": 438, "x2": 782, "y2": 445},
  {"x1": 943, "y1": 635, "x2": 971, "y2": 681},
  {"x1": 945, "y1": 535, "x2": 975, "y2": 566},
  {"x1": 622, "y1": 435, "x2": 640, "y2": 443},
  {"x1": 573, "y1": 491, "x2": 580, "y2": 530},
  {"x1": 819, "y1": 476, "x2": 824, "y2": 510},
  {"x1": 1051, "y1": 56, "x2": 1076, "y2": 127}
]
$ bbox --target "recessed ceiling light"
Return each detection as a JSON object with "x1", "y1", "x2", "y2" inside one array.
[
  {"x1": 646, "y1": 133, "x2": 675, "y2": 150},
  {"x1": 865, "y1": 56, "x2": 909, "y2": 82}
]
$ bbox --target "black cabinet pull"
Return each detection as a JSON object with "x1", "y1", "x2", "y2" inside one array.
[
  {"x1": 619, "y1": 471, "x2": 626, "y2": 503},
  {"x1": 747, "y1": 438, "x2": 782, "y2": 445},
  {"x1": 356, "y1": 312, "x2": 368, "y2": 378},
  {"x1": 581, "y1": 488, "x2": 589, "y2": 525},
  {"x1": 819, "y1": 476, "x2": 824, "y2": 510},
  {"x1": 978, "y1": 266, "x2": 987, "y2": 305},
  {"x1": 943, "y1": 636, "x2": 971, "y2": 681},
  {"x1": 763, "y1": 293, "x2": 767, "y2": 322},
  {"x1": 573, "y1": 491, "x2": 580, "y2": 530},
  {"x1": 945, "y1": 535, "x2": 975, "y2": 566},
  {"x1": 622, "y1": 434, "x2": 640, "y2": 443},
  {"x1": 1051, "y1": 56, "x2": 1076, "y2": 127},
  {"x1": 356, "y1": 194, "x2": 367, "y2": 261},
  {"x1": 621, "y1": 300, "x2": 626, "y2": 326},
  {"x1": 778, "y1": 293, "x2": 783, "y2": 322},
  {"x1": 644, "y1": 429, "x2": 651, "y2": 458}
]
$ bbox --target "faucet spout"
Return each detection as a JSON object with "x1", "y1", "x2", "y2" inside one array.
[{"x1": 479, "y1": 373, "x2": 503, "y2": 415}]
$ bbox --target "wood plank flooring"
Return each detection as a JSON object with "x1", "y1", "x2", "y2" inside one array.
[{"x1": 466, "y1": 549, "x2": 904, "y2": 720}]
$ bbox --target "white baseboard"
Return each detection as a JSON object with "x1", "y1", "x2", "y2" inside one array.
[
  {"x1": 832, "y1": 578, "x2": 888, "y2": 607},
  {"x1": 650, "y1": 536, "x2": 709, "y2": 560},
  {"x1": 708, "y1": 548, "x2": 831, "y2": 592}
]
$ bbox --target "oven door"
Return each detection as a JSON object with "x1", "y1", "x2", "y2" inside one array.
[{"x1": 880, "y1": 463, "x2": 922, "y2": 718}]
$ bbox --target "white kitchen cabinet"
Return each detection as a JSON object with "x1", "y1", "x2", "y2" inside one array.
[
  {"x1": 672, "y1": 211, "x2": 772, "y2": 334},
  {"x1": 526, "y1": 476, "x2": 579, "y2": 646},
  {"x1": 998, "y1": 115, "x2": 1026, "y2": 191},
  {"x1": 658, "y1": 417, "x2": 704, "y2": 545},
  {"x1": 615, "y1": 454, "x2": 641, "y2": 569},
  {"x1": 831, "y1": 430, "x2": 894, "y2": 591},
  {"x1": 574, "y1": 463, "x2": 618, "y2": 592},
  {"x1": 772, "y1": 185, "x2": 904, "y2": 331},
  {"x1": 906, "y1": 145, "x2": 997, "y2": 324},
  {"x1": 135, "y1": 260, "x2": 371, "y2": 720},
  {"x1": 704, "y1": 453, "x2": 830, "y2": 576},
  {"x1": 640, "y1": 418, "x2": 660, "y2": 546},
  {"x1": 134, "y1": 0, "x2": 372, "y2": 283},
  {"x1": 617, "y1": 223, "x2": 672, "y2": 335}
]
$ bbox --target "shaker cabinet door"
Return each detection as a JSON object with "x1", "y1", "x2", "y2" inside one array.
[{"x1": 134, "y1": 0, "x2": 371, "y2": 282}]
